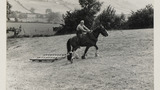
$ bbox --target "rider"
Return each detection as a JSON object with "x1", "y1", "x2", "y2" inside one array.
[{"x1": 76, "y1": 20, "x2": 90, "y2": 46}]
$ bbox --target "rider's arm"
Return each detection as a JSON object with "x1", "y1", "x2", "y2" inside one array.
[
  {"x1": 77, "y1": 25, "x2": 87, "y2": 32},
  {"x1": 83, "y1": 25, "x2": 90, "y2": 31}
]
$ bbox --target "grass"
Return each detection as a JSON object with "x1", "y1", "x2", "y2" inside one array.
[{"x1": 7, "y1": 29, "x2": 153, "y2": 90}]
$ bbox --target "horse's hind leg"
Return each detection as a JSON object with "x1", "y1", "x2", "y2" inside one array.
[
  {"x1": 68, "y1": 47, "x2": 78, "y2": 63},
  {"x1": 67, "y1": 52, "x2": 73, "y2": 63},
  {"x1": 94, "y1": 45, "x2": 99, "y2": 57}
]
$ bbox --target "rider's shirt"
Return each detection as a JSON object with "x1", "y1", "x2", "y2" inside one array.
[{"x1": 76, "y1": 24, "x2": 89, "y2": 34}]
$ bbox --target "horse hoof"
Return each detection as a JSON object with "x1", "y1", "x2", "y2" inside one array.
[
  {"x1": 67, "y1": 53, "x2": 72, "y2": 60},
  {"x1": 70, "y1": 59, "x2": 73, "y2": 64},
  {"x1": 68, "y1": 58, "x2": 73, "y2": 63},
  {"x1": 95, "y1": 53, "x2": 99, "y2": 57},
  {"x1": 75, "y1": 56, "x2": 79, "y2": 59},
  {"x1": 81, "y1": 56, "x2": 85, "y2": 59}
]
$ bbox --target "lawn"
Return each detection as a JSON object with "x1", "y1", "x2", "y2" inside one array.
[{"x1": 7, "y1": 29, "x2": 153, "y2": 90}]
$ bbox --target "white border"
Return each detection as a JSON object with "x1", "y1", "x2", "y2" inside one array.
[
  {"x1": 154, "y1": 0, "x2": 160, "y2": 90},
  {"x1": 0, "y1": 0, "x2": 158, "y2": 90},
  {"x1": 0, "y1": 0, "x2": 6, "y2": 90}
]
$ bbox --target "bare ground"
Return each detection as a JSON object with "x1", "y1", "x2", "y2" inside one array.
[{"x1": 7, "y1": 29, "x2": 153, "y2": 90}]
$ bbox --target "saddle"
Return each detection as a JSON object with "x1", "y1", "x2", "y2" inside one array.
[{"x1": 77, "y1": 32, "x2": 97, "y2": 46}]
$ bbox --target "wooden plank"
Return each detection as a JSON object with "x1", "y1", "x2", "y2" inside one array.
[
  {"x1": 30, "y1": 58, "x2": 56, "y2": 62},
  {"x1": 30, "y1": 54, "x2": 66, "y2": 62},
  {"x1": 43, "y1": 54, "x2": 66, "y2": 57}
]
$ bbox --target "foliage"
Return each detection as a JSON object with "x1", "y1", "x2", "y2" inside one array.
[
  {"x1": 127, "y1": 4, "x2": 153, "y2": 29},
  {"x1": 45, "y1": 9, "x2": 52, "y2": 14},
  {"x1": 19, "y1": 13, "x2": 27, "y2": 19},
  {"x1": 7, "y1": 1, "x2": 12, "y2": 21},
  {"x1": 8, "y1": 11, "x2": 19, "y2": 22},
  {"x1": 45, "y1": 8, "x2": 62, "y2": 23},
  {"x1": 93, "y1": 5, "x2": 126, "y2": 30},
  {"x1": 46, "y1": 12, "x2": 62, "y2": 23},
  {"x1": 30, "y1": 7, "x2": 35, "y2": 13},
  {"x1": 36, "y1": 14, "x2": 44, "y2": 18},
  {"x1": 55, "y1": 0, "x2": 103, "y2": 35},
  {"x1": 7, "y1": 2, "x2": 19, "y2": 22},
  {"x1": 79, "y1": 0, "x2": 103, "y2": 15}
]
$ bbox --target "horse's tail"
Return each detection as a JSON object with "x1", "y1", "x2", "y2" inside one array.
[{"x1": 67, "y1": 39, "x2": 72, "y2": 62}]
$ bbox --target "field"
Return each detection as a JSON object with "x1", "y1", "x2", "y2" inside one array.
[
  {"x1": 7, "y1": 29, "x2": 153, "y2": 90},
  {"x1": 7, "y1": 22, "x2": 59, "y2": 37}
]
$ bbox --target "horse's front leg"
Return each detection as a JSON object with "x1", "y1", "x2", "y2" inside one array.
[
  {"x1": 82, "y1": 46, "x2": 90, "y2": 59},
  {"x1": 94, "y1": 45, "x2": 99, "y2": 57}
]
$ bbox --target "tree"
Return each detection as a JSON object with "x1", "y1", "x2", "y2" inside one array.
[
  {"x1": 47, "y1": 12, "x2": 61, "y2": 23},
  {"x1": 55, "y1": 0, "x2": 103, "y2": 35},
  {"x1": 12, "y1": 11, "x2": 18, "y2": 22},
  {"x1": 45, "y1": 8, "x2": 52, "y2": 14},
  {"x1": 45, "y1": 8, "x2": 52, "y2": 20},
  {"x1": 19, "y1": 13, "x2": 27, "y2": 19},
  {"x1": 127, "y1": 4, "x2": 153, "y2": 29},
  {"x1": 7, "y1": 1, "x2": 12, "y2": 21},
  {"x1": 93, "y1": 5, "x2": 126, "y2": 30},
  {"x1": 78, "y1": 0, "x2": 103, "y2": 28},
  {"x1": 79, "y1": 0, "x2": 102, "y2": 15},
  {"x1": 30, "y1": 7, "x2": 35, "y2": 13}
]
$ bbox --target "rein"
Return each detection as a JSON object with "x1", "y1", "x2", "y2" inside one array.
[{"x1": 87, "y1": 29, "x2": 99, "y2": 42}]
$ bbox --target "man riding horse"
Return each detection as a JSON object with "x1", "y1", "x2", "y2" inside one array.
[
  {"x1": 67, "y1": 20, "x2": 108, "y2": 63},
  {"x1": 76, "y1": 20, "x2": 91, "y2": 47}
]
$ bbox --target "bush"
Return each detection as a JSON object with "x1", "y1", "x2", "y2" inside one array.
[
  {"x1": 47, "y1": 12, "x2": 62, "y2": 23},
  {"x1": 55, "y1": 0, "x2": 103, "y2": 35},
  {"x1": 7, "y1": 1, "x2": 12, "y2": 21},
  {"x1": 127, "y1": 4, "x2": 153, "y2": 29},
  {"x1": 93, "y1": 5, "x2": 126, "y2": 30}
]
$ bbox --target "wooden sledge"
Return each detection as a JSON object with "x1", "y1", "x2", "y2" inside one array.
[{"x1": 30, "y1": 54, "x2": 66, "y2": 62}]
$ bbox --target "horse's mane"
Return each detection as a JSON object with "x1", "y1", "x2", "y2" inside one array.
[{"x1": 92, "y1": 25, "x2": 101, "y2": 32}]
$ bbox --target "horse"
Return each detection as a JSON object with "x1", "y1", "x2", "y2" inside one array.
[{"x1": 66, "y1": 25, "x2": 108, "y2": 63}]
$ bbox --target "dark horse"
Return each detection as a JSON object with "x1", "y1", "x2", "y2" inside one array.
[{"x1": 66, "y1": 25, "x2": 108, "y2": 63}]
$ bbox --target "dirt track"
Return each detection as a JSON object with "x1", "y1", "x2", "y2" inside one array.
[{"x1": 7, "y1": 29, "x2": 153, "y2": 90}]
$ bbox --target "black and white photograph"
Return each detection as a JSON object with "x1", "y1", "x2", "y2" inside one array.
[{"x1": 4, "y1": 0, "x2": 156, "y2": 89}]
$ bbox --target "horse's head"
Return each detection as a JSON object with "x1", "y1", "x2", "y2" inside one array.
[{"x1": 98, "y1": 24, "x2": 108, "y2": 37}]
